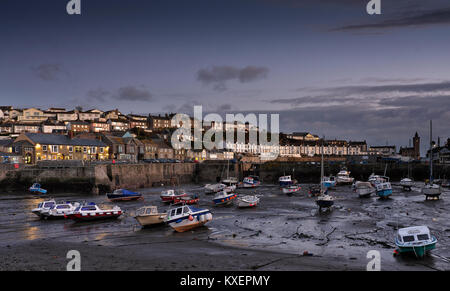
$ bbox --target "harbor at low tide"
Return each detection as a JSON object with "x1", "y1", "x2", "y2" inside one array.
[{"x1": 0, "y1": 183, "x2": 449, "y2": 271}]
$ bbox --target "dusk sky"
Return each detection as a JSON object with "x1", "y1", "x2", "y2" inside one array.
[{"x1": 1, "y1": 0, "x2": 449, "y2": 154}]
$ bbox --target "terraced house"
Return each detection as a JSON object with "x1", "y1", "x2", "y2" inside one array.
[{"x1": 13, "y1": 133, "x2": 109, "y2": 164}]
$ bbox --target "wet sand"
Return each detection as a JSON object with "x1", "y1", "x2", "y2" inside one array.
[{"x1": 0, "y1": 183, "x2": 449, "y2": 271}]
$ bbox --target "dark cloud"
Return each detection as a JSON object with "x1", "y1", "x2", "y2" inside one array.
[
  {"x1": 114, "y1": 86, "x2": 152, "y2": 101},
  {"x1": 334, "y1": 7, "x2": 450, "y2": 31},
  {"x1": 86, "y1": 88, "x2": 110, "y2": 102},
  {"x1": 31, "y1": 63, "x2": 66, "y2": 81},
  {"x1": 197, "y1": 65, "x2": 269, "y2": 91}
]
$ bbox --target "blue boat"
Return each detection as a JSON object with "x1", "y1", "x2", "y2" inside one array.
[
  {"x1": 106, "y1": 189, "x2": 143, "y2": 201},
  {"x1": 212, "y1": 191, "x2": 237, "y2": 206},
  {"x1": 376, "y1": 182, "x2": 393, "y2": 198},
  {"x1": 394, "y1": 226, "x2": 437, "y2": 258},
  {"x1": 279, "y1": 175, "x2": 293, "y2": 187},
  {"x1": 29, "y1": 183, "x2": 47, "y2": 194},
  {"x1": 321, "y1": 176, "x2": 336, "y2": 188}
]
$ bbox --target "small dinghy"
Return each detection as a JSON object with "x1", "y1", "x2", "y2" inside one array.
[
  {"x1": 212, "y1": 190, "x2": 237, "y2": 206},
  {"x1": 134, "y1": 206, "x2": 166, "y2": 227},
  {"x1": 160, "y1": 189, "x2": 188, "y2": 203},
  {"x1": 66, "y1": 203, "x2": 122, "y2": 222},
  {"x1": 282, "y1": 184, "x2": 301, "y2": 195},
  {"x1": 165, "y1": 205, "x2": 212, "y2": 232},
  {"x1": 237, "y1": 195, "x2": 260, "y2": 208},
  {"x1": 173, "y1": 194, "x2": 199, "y2": 205},
  {"x1": 376, "y1": 182, "x2": 393, "y2": 199},
  {"x1": 32, "y1": 199, "x2": 56, "y2": 218},
  {"x1": 41, "y1": 202, "x2": 80, "y2": 219},
  {"x1": 355, "y1": 181, "x2": 375, "y2": 198},
  {"x1": 400, "y1": 178, "x2": 413, "y2": 191},
  {"x1": 29, "y1": 183, "x2": 47, "y2": 194},
  {"x1": 106, "y1": 189, "x2": 143, "y2": 202},
  {"x1": 394, "y1": 226, "x2": 437, "y2": 258}
]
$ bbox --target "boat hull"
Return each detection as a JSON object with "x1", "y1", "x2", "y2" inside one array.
[
  {"x1": 316, "y1": 200, "x2": 334, "y2": 208},
  {"x1": 135, "y1": 214, "x2": 166, "y2": 227},
  {"x1": 376, "y1": 189, "x2": 392, "y2": 198},
  {"x1": 213, "y1": 194, "x2": 237, "y2": 205},
  {"x1": 167, "y1": 211, "x2": 212, "y2": 232},
  {"x1": 395, "y1": 238, "x2": 437, "y2": 258},
  {"x1": 282, "y1": 186, "x2": 301, "y2": 194},
  {"x1": 67, "y1": 211, "x2": 122, "y2": 222},
  {"x1": 107, "y1": 194, "x2": 142, "y2": 202}
]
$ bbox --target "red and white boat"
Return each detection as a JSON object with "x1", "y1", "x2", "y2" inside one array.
[
  {"x1": 165, "y1": 205, "x2": 212, "y2": 233},
  {"x1": 65, "y1": 203, "x2": 122, "y2": 221},
  {"x1": 160, "y1": 189, "x2": 188, "y2": 203},
  {"x1": 282, "y1": 184, "x2": 301, "y2": 195}
]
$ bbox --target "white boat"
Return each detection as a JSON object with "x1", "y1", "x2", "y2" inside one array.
[
  {"x1": 32, "y1": 199, "x2": 56, "y2": 218},
  {"x1": 237, "y1": 195, "x2": 260, "y2": 208},
  {"x1": 282, "y1": 184, "x2": 301, "y2": 194},
  {"x1": 66, "y1": 203, "x2": 123, "y2": 221},
  {"x1": 165, "y1": 205, "x2": 212, "y2": 232},
  {"x1": 422, "y1": 120, "x2": 442, "y2": 200},
  {"x1": 316, "y1": 138, "x2": 335, "y2": 210},
  {"x1": 41, "y1": 202, "x2": 81, "y2": 219},
  {"x1": 400, "y1": 178, "x2": 414, "y2": 189},
  {"x1": 355, "y1": 181, "x2": 375, "y2": 198},
  {"x1": 221, "y1": 177, "x2": 238, "y2": 186},
  {"x1": 336, "y1": 169, "x2": 354, "y2": 185},
  {"x1": 394, "y1": 226, "x2": 437, "y2": 258},
  {"x1": 134, "y1": 206, "x2": 166, "y2": 227}
]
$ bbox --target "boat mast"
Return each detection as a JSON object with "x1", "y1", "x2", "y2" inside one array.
[
  {"x1": 430, "y1": 120, "x2": 433, "y2": 184},
  {"x1": 321, "y1": 136, "x2": 324, "y2": 193}
]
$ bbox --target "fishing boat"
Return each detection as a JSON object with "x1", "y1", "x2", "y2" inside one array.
[
  {"x1": 106, "y1": 189, "x2": 143, "y2": 202},
  {"x1": 204, "y1": 183, "x2": 230, "y2": 194},
  {"x1": 173, "y1": 195, "x2": 199, "y2": 205},
  {"x1": 160, "y1": 189, "x2": 188, "y2": 203},
  {"x1": 336, "y1": 169, "x2": 354, "y2": 185},
  {"x1": 212, "y1": 190, "x2": 237, "y2": 206},
  {"x1": 422, "y1": 120, "x2": 442, "y2": 201},
  {"x1": 322, "y1": 176, "x2": 336, "y2": 188},
  {"x1": 237, "y1": 195, "x2": 260, "y2": 208},
  {"x1": 355, "y1": 181, "x2": 375, "y2": 198},
  {"x1": 239, "y1": 176, "x2": 261, "y2": 188},
  {"x1": 29, "y1": 183, "x2": 47, "y2": 194},
  {"x1": 376, "y1": 181, "x2": 393, "y2": 199},
  {"x1": 165, "y1": 205, "x2": 212, "y2": 232},
  {"x1": 316, "y1": 138, "x2": 335, "y2": 211},
  {"x1": 31, "y1": 199, "x2": 56, "y2": 218},
  {"x1": 278, "y1": 175, "x2": 293, "y2": 187},
  {"x1": 394, "y1": 226, "x2": 437, "y2": 258},
  {"x1": 134, "y1": 206, "x2": 166, "y2": 227},
  {"x1": 41, "y1": 202, "x2": 81, "y2": 219},
  {"x1": 66, "y1": 203, "x2": 123, "y2": 221},
  {"x1": 282, "y1": 184, "x2": 301, "y2": 195}
]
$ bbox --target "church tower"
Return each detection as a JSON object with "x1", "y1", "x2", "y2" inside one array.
[{"x1": 413, "y1": 132, "x2": 420, "y2": 160}]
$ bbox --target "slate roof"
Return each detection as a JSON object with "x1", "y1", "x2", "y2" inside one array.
[{"x1": 23, "y1": 133, "x2": 106, "y2": 147}]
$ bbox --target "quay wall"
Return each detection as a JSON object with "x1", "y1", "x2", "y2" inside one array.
[{"x1": 1, "y1": 161, "x2": 449, "y2": 194}]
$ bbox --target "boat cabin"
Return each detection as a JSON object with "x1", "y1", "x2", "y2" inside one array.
[
  {"x1": 136, "y1": 206, "x2": 159, "y2": 216},
  {"x1": 397, "y1": 226, "x2": 433, "y2": 245},
  {"x1": 38, "y1": 200, "x2": 55, "y2": 209},
  {"x1": 167, "y1": 205, "x2": 192, "y2": 219}
]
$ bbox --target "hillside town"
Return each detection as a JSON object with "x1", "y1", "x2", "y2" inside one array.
[{"x1": 0, "y1": 106, "x2": 448, "y2": 165}]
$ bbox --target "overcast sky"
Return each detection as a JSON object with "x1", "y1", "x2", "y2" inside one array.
[{"x1": 0, "y1": 0, "x2": 449, "y2": 154}]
